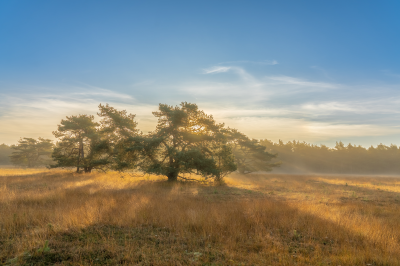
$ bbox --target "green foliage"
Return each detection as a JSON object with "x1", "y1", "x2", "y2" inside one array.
[
  {"x1": 10, "y1": 137, "x2": 53, "y2": 167},
  {"x1": 38, "y1": 240, "x2": 51, "y2": 253},
  {"x1": 97, "y1": 103, "x2": 141, "y2": 171},
  {"x1": 5, "y1": 241, "x2": 52, "y2": 265},
  {"x1": 227, "y1": 128, "x2": 280, "y2": 174},
  {"x1": 0, "y1": 143, "x2": 12, "y2": 165},
  {"x1": 51, "y1": 114, "x2": 102, "y2": 173},
  {"x1": 98, "y1": 103, "x2": 138, "y2": 139},
  {"x1": 124, "y1": 102, "x2": 237, "y2": 181},
  {"x1": 50, "y1": 102, "x2": 283, "y2": 180},
  {"x1": 51, "y1": 105, "x2": 139, "y2": 173}
]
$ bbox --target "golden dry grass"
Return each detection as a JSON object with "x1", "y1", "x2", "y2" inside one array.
[{"x1": 0, "y1": 169, "x2": 400, "y2": 265}]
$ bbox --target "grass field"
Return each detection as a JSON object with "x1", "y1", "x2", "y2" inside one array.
[{"x1": 0, "y1": 168, "x2": 400, "y2": 265}]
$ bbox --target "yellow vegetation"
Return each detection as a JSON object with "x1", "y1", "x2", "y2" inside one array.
[{"x1": 0, "y1": 168, "x2": 399, "y2": 265}]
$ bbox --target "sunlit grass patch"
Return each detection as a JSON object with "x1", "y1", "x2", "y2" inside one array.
[{"x1": 0, "y1": 167, "x2": 52, "y2": 176}]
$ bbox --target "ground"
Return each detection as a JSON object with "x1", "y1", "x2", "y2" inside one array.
[{"x1": 0, "y1": 168, "x2": 399, "y2": 265}]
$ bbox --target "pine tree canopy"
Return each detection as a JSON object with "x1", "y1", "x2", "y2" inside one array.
[
  {"x1": 51, "y1": 114, "x2": 107, "y2": 173},
  {"x1": 97, "y1": 103, "x2": 141, "y2": 171},
  {"x1": 49, "y1": 102, "x2": 279, "y2": 181},
  {"x1": 127, "y1": 102, "x2": 237, "y2": 181},
  {"x1": 51, "y1": 105, "x2": 140, "y2": 173}
]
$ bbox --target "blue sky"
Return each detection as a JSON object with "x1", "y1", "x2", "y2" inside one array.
[{"x1": 1, "y1": 1, "x2": 400, "y2": 146}]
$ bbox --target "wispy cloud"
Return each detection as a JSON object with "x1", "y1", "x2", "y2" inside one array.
[
  {"x1": 72, "y1": 88, "x2": 134, "y2": 101},
  {"x1": 184, "y1": 65, "x2": 400, "y2": 146},
  {"x1": 190, "y1": 66, "x2": 267, "y2": 102},
  {"x1": 203, "y1": 66, "x2": 260, "y2": 82},
  {"x1": 301, "y1": 98, "x2": 400, "y2": 115},
  {"x1": 195, "y1": 65, "x2": 336, "y2": 102},
  {"x1": 0, "y1": 85, "x2": 158, "y2": 144},
  {"x1": 301, "y1": 102, "x2": 357, "y2": 112},
  {"x1": 203, "y1": 113, "x2": 400, "y2": 144},
  {"x1": 203, "y1": 66, "x2": 232, "y2": 74},
  {"x1": 305, "y1": 123, "x2": 400, "y2": 138},
  {"x1": 1, "y1": 87, "x2": 135, "y2": 116},
  {"x1": 217, "y1": 60, "x2": 278, "y2": 65},
  {"x1": 266, "y1": 76, "x2": 337, "y2": 89}
]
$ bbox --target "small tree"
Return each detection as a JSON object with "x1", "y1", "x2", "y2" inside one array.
[
  {"x1": 227, "y1": 129, "x2": 279, "y2": 174},
  {"x1": 10, "y1": 137, "x2": 53, "y2": 167},
  {"x1": 51, "y1": 114, "x2": 107, "y2": 173},
  {"x1": 51, "y1": 105, "x2": 140, "y2": 173},
  {"x1": 130, "y1": 102, "x2": 237, "y2": 182}
]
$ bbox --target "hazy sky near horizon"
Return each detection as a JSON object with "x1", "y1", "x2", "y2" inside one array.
[{"x1": 1, "y1": 1, "x2": 400, "y2": 147}]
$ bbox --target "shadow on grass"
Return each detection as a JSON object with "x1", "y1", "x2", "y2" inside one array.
[
  {"x1": 297, "y1": 175, "x2": 400, "y2": 205},
  {"x1": 229, "y1": 172, "x2": 400, "y2": 204}
]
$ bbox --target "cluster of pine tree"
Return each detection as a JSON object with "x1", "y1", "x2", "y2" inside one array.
[
  {"x1": 6, "y1": 102, "x2": 400, "y2": 177},
  {"x1": 47, "y1": 103, "x2": 276, "y2": 182},
  {"x1": 262, "y1": 140, "x2": 400, "y2": 175}
]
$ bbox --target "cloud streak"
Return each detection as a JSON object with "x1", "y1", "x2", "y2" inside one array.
[
  {"x1": 217, "y1": 60, "x2": 278, "y2": 65},
  {"x1": 0, "y1": 86, "x2": 158, "y2": 144},
  {"x1": 192, "y1": 66, "x2": 337, "y2": 105},
  {"x1": 266, "y1": 75, "x2": 336, "y2": 89},
  {"x1": 203, "y1": 66, "x2": 232, "y2": 74}
]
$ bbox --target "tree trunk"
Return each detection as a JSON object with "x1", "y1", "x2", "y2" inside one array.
[
  {"x1": 77, "y1": 145, "x2": 81, "y2": 173},
  {"x1": 84, "y1": 167, "x2": 92, "y2": 173},
  {"x1": 214, "y1": 172, "x2": 222, "y2": 182},
  {"x1": 167, "y1": 171, "x2": 178, "y2": 182},
  {"x1": 77, "y1": 140, "x2": 84, "y2": 173},
  {"x1": 80, "y1": 142, "x2": 84, "y2": 159},
  {"x1": 168, "y1": 153, "x2": 178, "y2": 181}
]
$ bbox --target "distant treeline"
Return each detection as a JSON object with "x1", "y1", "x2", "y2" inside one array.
[
  {"x1": 0, "y1": 144, "x2": 12, "y2": 165},
  {"x1": 262, "y1": 140, "x2": 400, "y2": 175},
  {"x1": 2, "y1": 101, "x2": 400, "y2": 175},
  {"x1": 3, "y1": 137, "x2": 400, "y2": 175}
]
